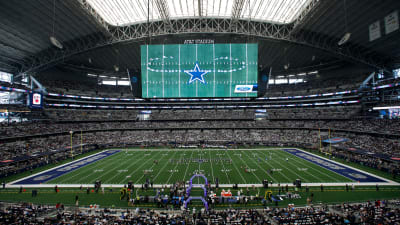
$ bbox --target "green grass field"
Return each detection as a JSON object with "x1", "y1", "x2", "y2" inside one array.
[
  {"x1": 141, "y1": 43, "x2": 258, "y2": 98},
  {"x1": 47, "y1": 149, "x2": 352, "y2": 185},
  {"x1": 1, "y1": 186, "x2": 399, "y2": 209},
  {"x1": 4, "y1": 148, "x2": 400, "y2": 209}
]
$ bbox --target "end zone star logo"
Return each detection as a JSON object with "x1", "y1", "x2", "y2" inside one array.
[{"x1": 184, "y1": 62, "x2": 208, "y2": 84}]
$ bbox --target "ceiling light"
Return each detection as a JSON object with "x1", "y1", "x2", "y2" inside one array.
[
  {"x1": 50, "y1": 36, "x2": 63, "y2": 49},
  {"x1": 338, "y1": 32, "x2": 351, "y2": 46}
]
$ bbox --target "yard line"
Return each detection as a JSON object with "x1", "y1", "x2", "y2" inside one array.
[
  {"x1": 102, "y1": 151, "x2": 150, "y2": 184},
  {"x1": 230, "y1": 150, "x2": 262, "y2": 183},
  {"x1": 182, "y1": 150, "x2": 195, "y2": 181},
  {"x1": 256, "y1": 150, "x2": 292, "y2": 183},
  {"x1": 197, "y1": 148, "x2": 202, "y2": 184},
  {"x1": 121, "y1": 150, "x2": 164, "y2": 183},
  {"x1": 275, "y1": 150, "x2": 343, "y2": 183},
  {"x1": 267, "y1": 150, "x2": 310, "y2": 182},
  {"x1": 208, "y1": 149, "x2": 215, "y2": 183},
  {"x1": 146, "y1": 45, "x2": 149, "y2": 97},
  {"x1": 229, "y1": 43, "x2": 232, "y2": 97},
  {"x1": 196, "y1": 44, "x2": 198, "y2": 97},
  {"x1": 162, "y1": 45, "x2": 165, "y2": 97},
  {"x1": 165, "y1": 150, "x2": 186, "y2": 184},
  {"x1": 152, "y1": 150, "x2": 178, "y2": 181},
  {"x1": 74, "y1": 151, "x2": 143, "y2": 184},
  {"x1": 75, "y1": 155, "x2": 131, "y2": 184},
  {"x1": 241, "y1": 149, "x2": 276, "y2": 183},
  {"x1": 215, "y1": 150, "x2": 231, "y2": 184},
  {"x1": 213, "y1": 44, "x2": 215, "y2": 97},
  {"x1": 178, "y1": 45, "x2": 181, "y2": 97},
  {"x1": 277, "y1": 150, "x2": 347, "y2": 183},
  {"x1": 53, "y1": 152, "x2": 126, "y2": 184},
  {"x1": 196, "y1": 148, "x2": 200, "y2": 184},
  {"x1": 225, "y1": 149, "x2": 247, "y2": 184},
  {"x1": 106, "y1": 151, "x2": 156, "y2": 184},
  {"x1": 245, "y1": 43, "x2": 248, "y2": 97}
]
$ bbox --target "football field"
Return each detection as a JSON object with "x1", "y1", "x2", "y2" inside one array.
[
  {"x1": 141, "y1": 43, "x2": 258, "y2": 98},
  {"x1": 12, "y1": 148, "x2": 397, "y2": 187}
]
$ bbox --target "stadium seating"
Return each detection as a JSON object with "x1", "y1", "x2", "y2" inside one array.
[
  {"x1": 263, "y1": 78, "x2": 364, "y2": 97},
  {"x1": 42, "y1": 107, "x2": 362, "y2": 122},
  {"x1": 1, "y1": 200, "x2": 399, "y2": 224},
  {"x1": 1, "y1": 111, "x2": 400, "y2": 178},
  {"x1": 1, "y1": 0, "x2": 400, "y2": 220}
]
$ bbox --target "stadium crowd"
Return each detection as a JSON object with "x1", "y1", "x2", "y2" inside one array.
[
  {"x1": 1, "y1": 126, "x2": 399, "y2": 178},
  {"x1": 2, "y1": 122, "x2": 399, "y2": 148},
  {"x1": 1, "y1": 105, "x2": 400, "y2": 178},
  {"x1": 1, "y1": 82, "x2": 399, "y2": 179},
  {"x1": 1, "y1": 200, "x2": 399, "y2": 224},
  {"x1": 3, "y1": 114, "x2": 400, "y2": 138},
  {"x1": 270, "y1": 200, "x2": 400, "y2": 224},
  {"x1": 41, "y1": 107, "x2": 362, "y2": 121}
]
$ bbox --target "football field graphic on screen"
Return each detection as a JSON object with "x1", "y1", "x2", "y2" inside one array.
[{"x1": 141, "y1": 43, "x2": 258, "y2": 98}]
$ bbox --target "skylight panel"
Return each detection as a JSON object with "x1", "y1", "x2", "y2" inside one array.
[
  {"x1": 86, "y1": 0, "x2": 312, "y2": 26},
  {"x1": 166, "y1": 0, "x2": 198, "y2": 18},
  {"x1": 205, "y1": 0, "x2": 233, "y2": 18},
  {"x1": 87, "y1": 0, "x2": 160, "y2": 26},
  {"x1": 241, "y1": 0, "x2": 311, "y2": 24}
]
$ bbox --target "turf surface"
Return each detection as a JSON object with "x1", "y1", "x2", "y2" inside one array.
[
  {"x1": 1, "y1": 186, "x2": 399, "y2": 209},
  {"x1": 47, "y1": 149, "x2": 353, "y2": 185}
]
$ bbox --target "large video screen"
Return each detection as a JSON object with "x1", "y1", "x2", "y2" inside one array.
[
  {"x1": 141, "y1": 43, "x2": 258, "y2": 98},
  {"x1": 0, "y1": 91, "x2": 25, "y2": 105}
]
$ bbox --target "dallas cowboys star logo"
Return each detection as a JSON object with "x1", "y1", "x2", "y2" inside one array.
[{"x1": 184, "y1": 62, "x2": 208, "y2": 84}]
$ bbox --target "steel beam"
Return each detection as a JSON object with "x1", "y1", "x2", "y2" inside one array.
[
  {"x1": 77, "y1": 0, "x2": 113, "y2": 37},
  {"x1": 232, "y1": 0, "x2": 246, "y2": 19},
  {"x1": 19, "y1": 18, "x2": 388, "y2": 74},
  {"x1": 154, "y1": 0, "x2": 170, "y2": 23},
  {"x1": 291, "y1": 0, "x2": 321, "y2": 32}
]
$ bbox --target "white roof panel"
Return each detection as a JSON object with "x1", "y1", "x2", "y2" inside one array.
[{"x1": 86, "y1": 0, "x2": 312, "y2": 26}]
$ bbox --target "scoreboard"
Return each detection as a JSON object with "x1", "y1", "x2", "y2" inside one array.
[{"x1": 141, "y1": 43, "x2": 258, "y2": 98}]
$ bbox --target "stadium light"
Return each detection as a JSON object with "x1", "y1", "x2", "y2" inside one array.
[
  {"x1": 338, "y1": 32, "x2": 351, "y2": 46},
  {"x1": 50, "y1": 36, "x2": 63, "y2": 49},
  {"x1": 373, "y1": 106, "x2": 400, "y2": 110},
  {"x1": 49, "y1": 0, "x2": 63, "y2": 49},
  {"x1": 338, "y1": 0, "x2": 351, "y2": 46}
]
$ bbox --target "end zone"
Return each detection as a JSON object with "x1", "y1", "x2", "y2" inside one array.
[
  {"x1": 8, "y1": 150, "x2": 120, "y2": 187},
  {"x1": 283, "y1": 148, "x2": 399, "y2": 186}
]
